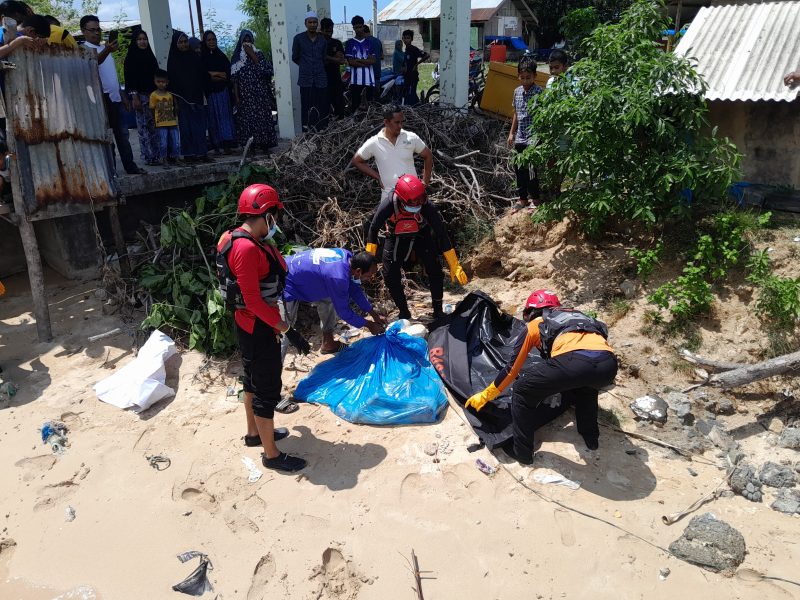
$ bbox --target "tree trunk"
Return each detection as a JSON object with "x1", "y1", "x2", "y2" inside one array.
[
  {"x1": 709, "y1": 349, "x2": 800, "y2": 389},
  {"x1": 678, "y1": 348, "x2": 744, "y2": 372}
]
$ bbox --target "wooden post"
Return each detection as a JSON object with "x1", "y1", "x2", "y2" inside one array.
[
  {"x1": 187, "y1": 0, "x2": 195, "y2": 37},
  {"x1": 107, "y1": 205, "x2": 131, "y2": 278},
  {"x1": 6, "y1": 159, "x2": 52, "y2": 342},
  {"x1": 196, "y1": 0, "x2": 204, "y2": 35}
]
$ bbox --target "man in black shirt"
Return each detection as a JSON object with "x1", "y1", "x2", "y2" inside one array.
[
  {"x1": 321, "y1": 17, "x2": 346, "y2": 119},
  {"x1": 402, "y1": 29, "x2": 429, "y2": 106}
]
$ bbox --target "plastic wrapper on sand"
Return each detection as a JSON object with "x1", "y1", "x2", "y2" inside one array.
[
  {"x1": 294, "y1": 321, "x2": 448, "y2": 425},
  {"x1": 94, "y1": 329, "x2": 177, "y2": 411}
]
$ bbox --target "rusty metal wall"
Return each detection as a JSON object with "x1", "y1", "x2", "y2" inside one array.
[{"x1": 5, "y1": 45, "x2": 118, "y2": 220}]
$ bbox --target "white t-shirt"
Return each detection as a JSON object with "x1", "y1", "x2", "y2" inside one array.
[
  {"x1": 82, "y1": 40, "x2": 121, "y2": 102},
  {"x1": 356, "y1": 129, "x2": 427, "y2": 192}
]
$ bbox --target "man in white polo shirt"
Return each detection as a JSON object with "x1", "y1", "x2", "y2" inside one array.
[{"x1": 351, "y1": 104, "x2": 433, "y2": 201}]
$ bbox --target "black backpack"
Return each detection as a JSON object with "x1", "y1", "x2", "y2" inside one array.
[{"x1": 538, "y1": 308, "x2": 609, "y2": 358}]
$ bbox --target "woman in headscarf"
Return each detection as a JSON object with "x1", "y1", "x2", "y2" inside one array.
[
  {"x1": 167, "y1": 30, "x2": 211, "y2": 162},
  {"x1": 188, "y1": 36, "x2": 202, "y2": 55},
  {"x1": 124, "y1": 29, "x2": 160, "y2": 165},
  {"x1": 392, "y1": 39, "x2": 404, "y2": 74},
  {"x1": 201, "y1": 29, "x2": 236, "y2": 154},
  {"x1": 230, "y1": 30, "x2": 277, "y2": 152}
]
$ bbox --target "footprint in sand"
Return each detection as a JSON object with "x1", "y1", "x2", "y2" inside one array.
[
  {"x1": 179, "y1": 486, "x2": 218, "y2": 513},
  {"x1": 553, "y1": 508, "x2": 576, "y2": 547},
  {"x1": 247, "y1": 553, "x2": 276, "y2": 600},
  {"x1": 401, "y1": 465, "x2": 479, "y2": 501},
  {"x1": 314, "y1": 547, "x2": 362, "y2": 599},
  {"x1": 15, "y1": 455, "x2": 57, "y2": 481},
  {"x1": 33, "y1": 480, "x2": 79, "y2": 512},
  {"x1": 225, "y1": 494, "x2": 267, "y2": 534}
]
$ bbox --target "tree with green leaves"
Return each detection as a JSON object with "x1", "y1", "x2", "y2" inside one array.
[
  {"x1": 28, "y1": 0, "x2": 99, "y2": 30},
  {"x1": 520, "y1": 0, "x2": 740, "y2": 234},
  {"x1": 238, "y1": 0, "x2": 270, "y2": 54},
  {"x1": 528, "y1": 0, "x2": 631, "y2": 47}
]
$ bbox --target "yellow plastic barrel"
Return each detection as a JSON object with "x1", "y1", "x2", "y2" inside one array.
[{"x1": 480, "y1": 62, "x2": 550, "y2": 119}]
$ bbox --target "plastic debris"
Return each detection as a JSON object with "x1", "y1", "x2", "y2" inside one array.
[
  {"x1": 94, "y1": 329, "x2": 177, "y2": 411},
  {"x1": 0, "y1": 380, "x2": 17, "y2": 400},
  {"x1": 475, "y1": 458, "x2": 496, "y2": 476},
  {"x1": 241, "y1": 456, "x2": 263, "y2": 483},
  {"x1": 659, "y1": 567, "x2": 671, "y2": 580},
  {"x1": 443, "y1": 303, "x2": 454, "y2": 314},
  {"x1": 146, "y1": 455, "x2": 171, "y2": 471},
  {"x1": 65, "y1": 506, "x2": 76, "y2": 522},
  {"x1": 172, "y1": 551, "x2": 213, "y2": 596},
  {"x1": 532, "y1": 472, "x2": 581, "y2": 490},
  {"x1": 40, "y1": 421, "x2": 69, "y2": 454}
]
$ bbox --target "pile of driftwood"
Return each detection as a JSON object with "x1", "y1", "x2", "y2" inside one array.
[{"x1": 267, "y1": 103, "x2": 514, "y2": 248}]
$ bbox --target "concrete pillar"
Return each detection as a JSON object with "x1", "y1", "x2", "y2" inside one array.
[
  {"x1": 439, "y1": 0, "x2": 470, "y2": 108},
  {"x1": 138, "y1": 0, "x2": 172, "y2": 68},
  {"x1": 314, "y1": 0, "x2": 331, "y2": 19},
  {"x1": 268, "y1": 0, "x2": 311, "y2": 138}
]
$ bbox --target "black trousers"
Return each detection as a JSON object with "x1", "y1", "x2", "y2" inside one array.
[
  {"x1": 236, "y1": 319, "x2": 282, "y2": 419},
  {"x1": 382, "y1": 232, "x2": 443, "y2": 316},
  {"x1": 349, "y1": 84, "x2": 374, "y2": 113},
  {"x1": 511, "y1": 350, "x2": 618, "y2": 461},
  {"x1": 327, "y1": 78, "x2": 345, "y2": 118},
  {"x1": 514, "y1": 143, "x2": 539, "y2": 202},
  {"x1": 103, "y1": 93, "x2": 137, "y2": 173},
  {"x1": 300, "y1": 85, "x2": 330, "y2": 131}
]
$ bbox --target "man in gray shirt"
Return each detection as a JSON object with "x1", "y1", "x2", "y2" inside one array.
[{"x1": 291, "y1": 11, "x2": 329, "y2": 131}]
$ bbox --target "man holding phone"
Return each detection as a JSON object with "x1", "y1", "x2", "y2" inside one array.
[{"x1": 80, "y1": 14, "x2": 144, "y2": 175}]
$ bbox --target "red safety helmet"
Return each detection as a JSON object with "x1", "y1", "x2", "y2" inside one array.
[
  {"x1": 238, "y1": 184, "x2": 283, "y2": 216},
  {"x1": 525, "y1": 289, "x2": 561, "y2": 310},
  {"x1": 394, "y1": 174, "x2": 427, "y2": 208}
]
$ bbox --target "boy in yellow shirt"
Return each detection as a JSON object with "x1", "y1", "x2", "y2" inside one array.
[{"x1": 149, "y1": 69, "x2": 181, "y2": 164}]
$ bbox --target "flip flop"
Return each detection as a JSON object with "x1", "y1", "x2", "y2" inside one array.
[
  {"x1": 261, "y1": 452, "x2": 307, "y2": 473},
  {"x1": 243, "y1": 427, "x2": 290, "y2": 447},
  {"x1": 274, "y1": 397, "x2": 300, "y2": 414},
  {"x1": 320, "y1": 341, "x2": 348, "y2": 355}
]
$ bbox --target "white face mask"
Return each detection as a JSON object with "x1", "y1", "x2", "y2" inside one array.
[
  {"x1": 403, "y1": 204, "x2": 422, "y2": 213},
  {"x1": 261, "y1": 215, "x2": 279, "y2": 241}
]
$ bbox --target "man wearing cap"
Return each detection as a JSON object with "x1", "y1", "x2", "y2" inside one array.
[
  {"x1": 365, "y1": 173, "x2": 468, "y2": 320},
  {"x1": 292, "y1": 11, "x2": 329, "y2": 131},
  {"x1": 351, "y1": 104, "x2": 433, "y2": 202},
  {"x1": 465, "y1": 290, "x2": 617, "y2": 465},
  {"x1": 216, "y1": 184, "x2": 312, "y2": 473}
]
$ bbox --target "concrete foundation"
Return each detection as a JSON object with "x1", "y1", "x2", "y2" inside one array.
[{"x1": 33, "y1": 214, "x2": 101, "y2": 280}]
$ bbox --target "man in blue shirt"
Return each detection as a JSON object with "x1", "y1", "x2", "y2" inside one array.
[
  {"x1": 291, "y1": 11, "x2": 329, "y2": 131},
  {"x1": 363, "y1": 25, "x2": 384, "y2": 97},
  {"x1": 345, "y1": 15, "x2": 375, "y2": 113},
  {"x1": 282, "y1": 248, "x2": 385, "y2": 356}
]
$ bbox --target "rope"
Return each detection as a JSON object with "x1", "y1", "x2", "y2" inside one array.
[{"x1": 146, "y1": 454, "x2": 171, "y2": 471}]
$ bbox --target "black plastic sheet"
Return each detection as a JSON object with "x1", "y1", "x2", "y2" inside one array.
[{"x1": 428, "y1": 291, "x2": 565, "y2": 449}]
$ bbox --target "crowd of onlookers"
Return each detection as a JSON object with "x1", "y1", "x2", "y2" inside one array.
[{"x1": 0, "y1": 1, "x2": 432, "y2": 177}]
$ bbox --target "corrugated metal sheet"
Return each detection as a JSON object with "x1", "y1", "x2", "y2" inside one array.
[
  {"x1": 379, "y1": 0, "x2": 505, "y2": 22},
  {"x1": 674, "y1": 2, "x2": 800, "y2": 102},
  {"x1": 5, "y1": 45, "x2": 117, "y2": 219}
]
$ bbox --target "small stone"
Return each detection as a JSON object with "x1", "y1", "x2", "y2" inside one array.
[
  {"x1": 649, "y1": 355, "x2": 660, "y2": 366},
  {"x1": 628, "y1": 364, "x2": 641, "y2": 377},
  {"x1": 766, "y1": 417, "x2": 784, "y2": 434},
  {"x1": 770, "y1": 488, "x2": 800, "y2": 515},
  {"x1": 658, "y1": 567, "x2": 671, "y2": 580},
  {"x1": 715, "y1": 398, "x2": 735, "y2": 416},
  {"x1": 630, "y1": 395, "x2": 669, "y2": 424},
  {"x1": 745, "y1": 482, "x2": 755, "y2": 493},
  {"x1": 688, "y1": 468, "x2": 698, "y2": 477},
  {"x1": 668, "y1": 513, "x2": 746, "y2": 573},
  {"x1": 727, "y1": 447, "x2": 746, "y2": 466},
  {"x1": 759, "y1": 462, "x2": 796, "y2": 488},
  {"x1": 730, "y1": 463, "x2": 763, "y2": 502},
  {"x1": 778, "y1": 428, "x2": 800, "y2": 449},
  {"x1": 706, "y1": 425, "x2": 736, "y2": 451},
  {"x1": 719, "y1": 490, "x2": 735, "y2": 499},
  {"x1": 619, "y1": 280, "x2": 637, "y2": 299}
]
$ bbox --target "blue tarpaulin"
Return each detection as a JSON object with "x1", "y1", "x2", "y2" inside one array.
[
  {"x1": 294, "y1": 321, "x2": 448, "y2": 425},
  {"x1": 485, "y1": 36, "x2": 529, "y2": 50}
]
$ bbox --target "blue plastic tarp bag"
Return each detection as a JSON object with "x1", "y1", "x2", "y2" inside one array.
[{"x1": 294, "y1": 321, "x2": 448, "y2": 425}]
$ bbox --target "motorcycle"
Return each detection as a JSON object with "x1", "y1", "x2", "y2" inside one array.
[{"x1": 423, "y1": 50, "x2": 485, "y2": 110}]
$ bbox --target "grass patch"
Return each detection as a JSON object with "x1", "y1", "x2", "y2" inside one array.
[{"x1": 417, "y1": 63, "x2": 435, "y2": 97}]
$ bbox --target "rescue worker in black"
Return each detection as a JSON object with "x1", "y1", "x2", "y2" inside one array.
[
  {"x1": 465, "y1": 289, "x2": 618, "y2": 465},
  {"x1": 365, "y1": 174, "x2": 469, "y2": 319}
]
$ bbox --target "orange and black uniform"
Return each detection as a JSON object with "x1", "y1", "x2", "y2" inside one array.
[
  {"x1": 218, "y1": 228, "x2": 288, "y2": 419},
  {"x1": 367, "y1": 196, "x2": 452, "y2": 317},
  {"x1": 496, "y1": 312, "x2": 617, "y2": 462}
]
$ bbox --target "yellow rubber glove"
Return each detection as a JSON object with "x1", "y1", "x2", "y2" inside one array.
[
  {"x1": 0, "y1": 279, "x2": 5, "y2": 297},
  {"x1": 366, "y1": 243, "x2": 378, "y2": 256},
  {"x1": 443, "y1": 248, "x2": 469, "y2": 285},
  {"x1": 465, "y1": 383, "x2": 500, "y2": 412}
]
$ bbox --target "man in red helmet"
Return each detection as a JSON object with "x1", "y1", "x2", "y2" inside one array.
[
  {"x1": 365, "y1": 173, "x2": 468, "y2": 319},
  {"x1": 465, "y1": 289, "x2": 617, "y2": 464},
  {"x1": 216, "y1": 183, "x2": 311, "y2": 473}
]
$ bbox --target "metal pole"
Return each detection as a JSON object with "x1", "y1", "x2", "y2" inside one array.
[
  {"x1": 196, "y1": 0, "x2": 204, "y2": 35},
  {"x1": 187, "y1": 0, "x2": 195, "y2": 37},
  {"x1": 373, "y1": 0, "x2": 378, "y2": 27}
]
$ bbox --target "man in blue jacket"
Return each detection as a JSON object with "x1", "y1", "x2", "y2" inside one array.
[{"x1": 282, "y1": 248, "x2": 386, "y2": 356}]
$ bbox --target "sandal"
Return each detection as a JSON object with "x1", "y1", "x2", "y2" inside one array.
[
  {"x1": 261, "y1": 452, "x2": 306, "y2": 473},
  {"x1": 511, "y1": 200, "x2": 527, "y2": 213},
  {"x1": 243, "y1": 427, "x2": 290, "y2": 447},
  {"x1": 274, "y1": 397, "x2": 300, "y2": 414},
  {"x1": 320, "y1": 340, "x2": 348, "y2": 355}
]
